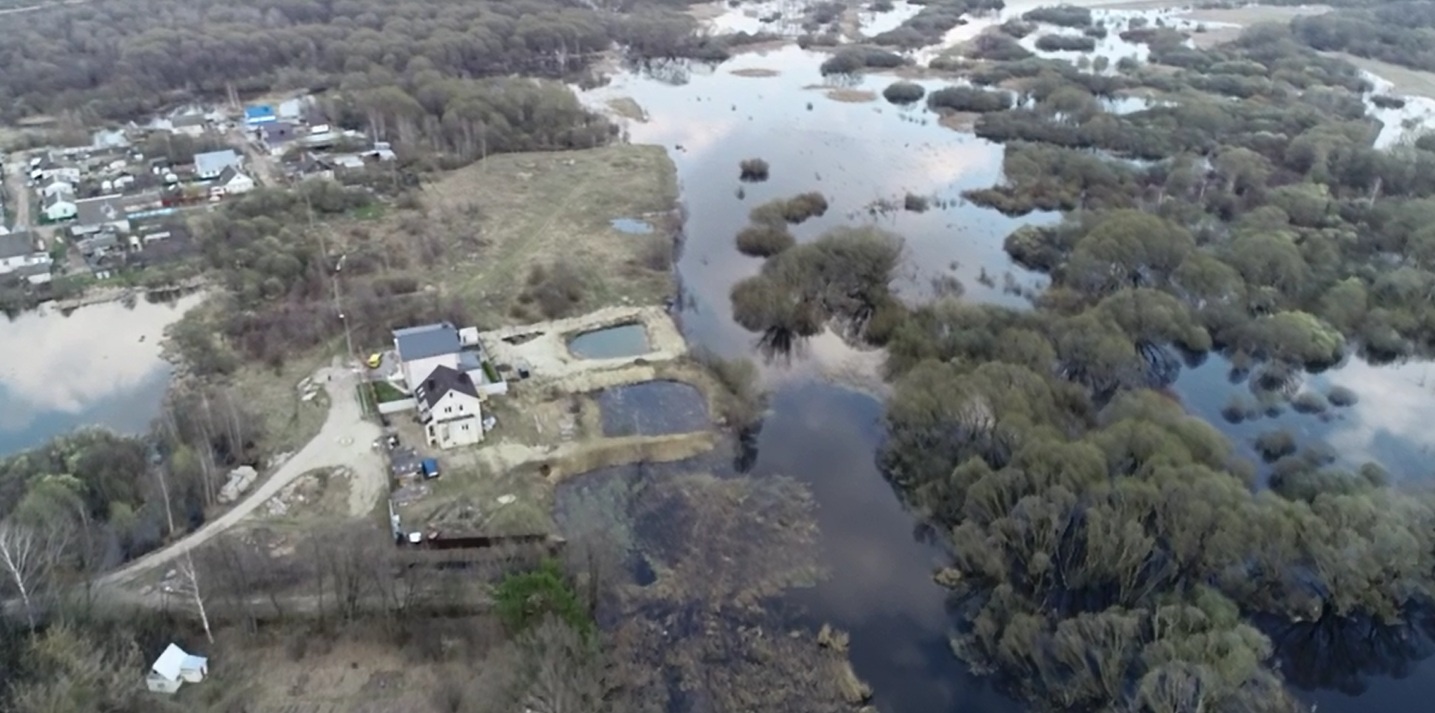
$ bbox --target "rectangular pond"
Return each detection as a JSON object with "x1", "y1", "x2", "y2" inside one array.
[
  {"x1": 568, "y1": 323, "x2": 651, "y2": 359},
  {"x1": 598, "y1": 380, "x2": 709, "y2": 437}
]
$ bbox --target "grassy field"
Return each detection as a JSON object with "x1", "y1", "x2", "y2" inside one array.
[
  {"x1": 413, "y1": 144, "x2": 679, "y2": 324},
  {"x1": 227, "y1": 347, "x2": 334, "y2": 457}
]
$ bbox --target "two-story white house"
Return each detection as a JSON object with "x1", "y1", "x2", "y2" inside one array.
[{"x1": 413, "y1": 365, "x2": 484, "y2": 449}]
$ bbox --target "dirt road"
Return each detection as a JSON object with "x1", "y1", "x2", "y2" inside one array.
[
  {"x1": 4, "y1": 156, "x2": 31, "y2": 229},
  {"x1": 230, "y1": 128, "x2": 283, "y2": 187},
  {"x1": 99, "y1": 359, "x2": 387, "y2": 591}
]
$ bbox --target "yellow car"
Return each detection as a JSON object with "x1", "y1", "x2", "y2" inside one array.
[{"x1": 366, "y1": 353, "x2": 383, "y2": 369}]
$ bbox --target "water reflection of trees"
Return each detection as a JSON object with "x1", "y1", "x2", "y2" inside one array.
[
  {"x1": 559, "y1": 468, "x2": 867, "y2": 713},
  {"x1": 1262, "y1": 610, "x2": 1435, "y2": 695}
]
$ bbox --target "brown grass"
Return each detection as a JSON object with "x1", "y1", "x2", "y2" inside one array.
[
  {"x1": 825, "y1": 88, "x2": 878, "y2": 103},
  {"x1": 226, "y1": 345, "x2": 333, "y2": 457},
  {"x1": 1329, "y1": 53, "x2": 1435, "y2": 101},
  {"x1": 417, "y1": 145, "x2": 679, "y2": 324},
  {"x1": 938, "y1": 111, "x2": 980, "y2": 132},
  {"x1": 731, "y1": 67, "x2": 781, "y2": 77},
  {"x1": 606, "y1": 96, "x2": 647, "y2": 121}
]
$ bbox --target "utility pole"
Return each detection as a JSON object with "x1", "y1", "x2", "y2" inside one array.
[{"x1": 334, "y1": 253, "x2": 355, "y2": 365}]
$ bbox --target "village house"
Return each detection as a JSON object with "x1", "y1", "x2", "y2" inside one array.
[
  {"x1": 394, "y1": 323, "x2": 464, "y2": 393},
  {"x1": 193, "y1": 149, "x2": 241, "y2": 180},
  {"x1": 244, "y1": 105, "x2": 277, "y2": 127},
  {"x1": 392, "y1": 322, "x2": 507, "y2": 397},
  {"x1": 74, "y1": 194, "x2": 132, "y2": 235},
  {"x1": 0, "y1": 231, "x2": 53, "y2": 281},
  {"x1": 39, "y1": 165, "x2": 81, "y2": 184},
  {"x1": 258, "y1": 121, "x2": 304, "y2": 157},
  {"x1": 208, "y1": 166, "x2": 256, "y2": 197},
  {"x1": 414, "y1": 365, "x2": 485, "y2": 448},
  {"x1": 41, "y1": 178, "x2": 74, "y2": 199},
  {"x1": 169, "y1": 112, "x2": 208, "y2": 137},
  {"x1": 42, "y1": 190, "x2": 77, "y2": 222},
  {"x1": 145, "y1": 643, "x2": 208, "y2": 694}
]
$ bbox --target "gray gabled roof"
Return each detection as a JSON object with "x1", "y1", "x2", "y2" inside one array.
[
  {"x1": 0, "y1": 231, "x2": 36, "y2": 260},
  {"x1": 413, "y1": 365, "x2": 479, "y2": 409},
  {"x1": 194, "y1": 149, "x2": 239, "y2": 176},
  {"x1": 76, "y1": 194, "x2": 125, "y2": 227},
  {"x1": 394, "y1": 322, "x2": 460, "y2": 361},
  {"x1": 171, "y1": 113, "x2": 206, "y2": 129}
]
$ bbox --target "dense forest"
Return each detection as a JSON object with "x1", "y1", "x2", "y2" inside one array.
[
  {"x1": 0, "y1": 0, "x2": 751, "y2": 124},
  {"x1": 726, "y1": 13, "x2": 1435, "y2": 713},
  {"x1": 1293, "y1": 1, "x2": 1435, "y2": 72}
]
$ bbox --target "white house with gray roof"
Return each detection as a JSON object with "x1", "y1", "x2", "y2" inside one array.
[
  {"x1": 42, "y1": 190, "x2": 77, "y2": 222},
  {"x1": 0, "y1": 231, "x2": 52, "y2": 283},
  {"x1": 194, "y1": 149, "x2": 241, "y2": 180},
  {"x1": 391, "y1": 322, "x2": 507, "y2": 400},
  {"x1": 414, "y1": 365, "x2": 484, "y2": 448},
  {"x1": 74, "y1": 194, "x2": 131, "y2": 234},
  {"x1": 394, "y1": 323, "x2": 464, "y2": 393}
]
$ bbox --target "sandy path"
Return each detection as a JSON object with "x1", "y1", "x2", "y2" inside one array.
[{"x1": 99, "y1": 359, "x2": 385, "y2": 590}]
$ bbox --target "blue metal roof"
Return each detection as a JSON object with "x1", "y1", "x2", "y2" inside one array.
[{"x1": 244, "y1": 105, "x2": 276, "y2": 124}]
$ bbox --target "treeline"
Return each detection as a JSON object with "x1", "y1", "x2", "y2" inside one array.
[
  {"x1": 868, "y1": 0, "x2": 1004, "y2": 48},
  {"x1": 0, "y1": 0, "x2": 723, "y2": 122},
  {"x1": 1293, "y1": 1, "x2": 1435, "y2": 72},
  {"x1": 322, "y1": 77, "x2": 613, "y2": 169}
]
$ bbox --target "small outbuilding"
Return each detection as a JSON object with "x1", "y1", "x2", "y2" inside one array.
[
  {"x1": 146, "y1": 643, "x2": 208, "y2": 694},
  {"x1": 244, "y1": 105, "x2": 277, "y2": 127}
]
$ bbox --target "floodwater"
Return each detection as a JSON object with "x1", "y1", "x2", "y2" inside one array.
[
  {"x1": 0, "y1": 292, "x2": 204, "y2": 457},
  {"x1": 568, "y1": 322, "x2": 652, "y2": 359},
  {"x1": 575, "y1": 2, "x2": 1435, "y2": 711},
  {"x1": 597, "y1": 380, "x2": 709, "y2": 436},
  {"x1": 1172, "y1": 353, "x2": 1435, "y2": 483}
]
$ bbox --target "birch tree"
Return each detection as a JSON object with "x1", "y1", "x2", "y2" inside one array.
[
  {"x1": 175, "y1": 551, "x2": 214, "y2": 643},
  {"x1": 0, "y1": 521, "x2": 66, "y2": 633}
]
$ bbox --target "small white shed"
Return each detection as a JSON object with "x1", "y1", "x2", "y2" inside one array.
[{"x1": 146, "y1": 643, "x2": 208, "y2": 694}]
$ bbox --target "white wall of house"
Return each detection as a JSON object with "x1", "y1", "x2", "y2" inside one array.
[
  {"x1": 42, "y1": 181, "x2": 73, "y2": 198},
  {"x1": 464, "y1": 367, "x2": 509, "y2": 396},
  {"x1": 226, "y1": 174, "x2": 256, "y2": 194},
  {"x1": 402, "y1": 353, "x2": 460, "y2": 393},
  {"x1": 44, "y1": 201, "x2": 76, "y2": 222},
  {"x1": 423, "y1": 390, "x2": 484, "y2": 449},
  {"x1": 0, "y1": 253, "x2": 51, "y2": 275},
  {"x1": 146, "y1": 674, "x2": 183, "y2": 694}
]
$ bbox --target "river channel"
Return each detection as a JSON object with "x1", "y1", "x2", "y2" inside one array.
[
  {"x1": 0, "y1": 292, "x2": 203, "y2": 457},
  {"x1": 580, "y1": 1, "x2": 1435, "y2": 711}
]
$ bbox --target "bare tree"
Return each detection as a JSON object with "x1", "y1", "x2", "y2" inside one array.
[
  {"x1": 175, "y1": 551, "x2": 214, "y2": 643},
  {"x1": 0, "y1": 521, "x2": 67, "y2": 632},
  {"x1": 474, "y1": 616, "x2": 609, "y2": 713}
]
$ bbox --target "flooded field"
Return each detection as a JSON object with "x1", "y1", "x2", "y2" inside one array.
[
  {"x1": 569, "y1": 1, "x2": 1435, "y2": 711},
  {"x1": 597, "y1": 380, "x2": 709, "y2": 436}
]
